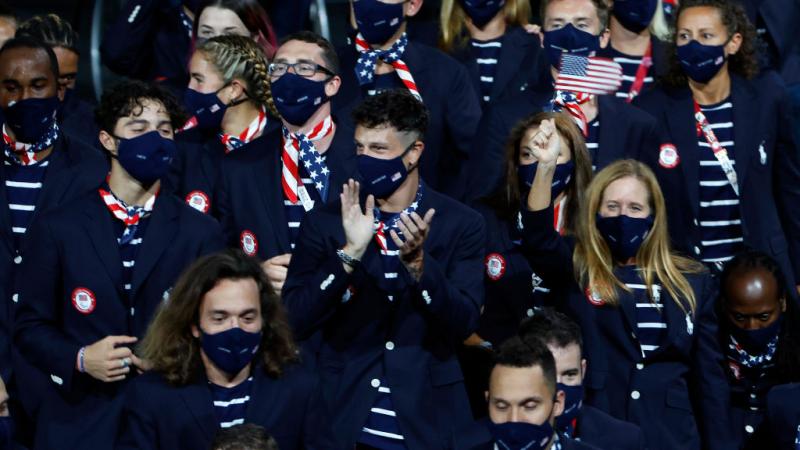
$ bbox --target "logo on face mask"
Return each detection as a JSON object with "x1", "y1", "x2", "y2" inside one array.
[
  {"x1": 595, "y1": 213, "x2": 654, "y2": 262},
  {"x1": 517, "y1": 160, "x2": 575, "y2": 201},
  {"x1": 183, "y1": 88, "x2": 228, "y2": 131},
  {"x1": 271, "y1": 72, "x2": 329, "y2": 126},
  {"x1": 353, "y1": 0, "x2": 406, "y2": 45},
  {"x1": 543, "y1": 24, "x2": 602, "y2": 68},
  {"x1": 113, "y1": 131, "x2": 177, "y2": 186},
  {"x1": 677, "y1": 40, "x2": 728, "y2": 83},
  {"x1": 459, "y1": 0, "x2": 506, "y2": 29},
  {"x1": 357, "y1": 142, "x2": 415, "y2": 199},
  {"x1": 5, "y1": 96, "x2": 60, "y2": 144},
  {"x1": 488, "y1": 419, "x2": 555, "y2": 450},
  {"x1": 200, "y1": 327, "x2": 262, "y2": 375},
  {"x1": 613, "y1": 0, "x2": 658, "y2": 33}
]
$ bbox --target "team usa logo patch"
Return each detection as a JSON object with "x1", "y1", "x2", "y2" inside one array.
[
  {"x1": 186, "y1": 190, "x2": 210, "y2": 213},
  {"x1": 658, "y1": 143, "x2": 680, "y2": 169},
  {"x1": 71, "y1": 287, "x2": 96, "y2": 314},
  {"x1": 240, "y1": 230, "x2": 258, "y2": 256},
  {"x1": 585, "y1": 288, "x2": 605, "y2": 306},
  {"x1": 485, "y1": 253, "x2": 506, "y2": 281}
]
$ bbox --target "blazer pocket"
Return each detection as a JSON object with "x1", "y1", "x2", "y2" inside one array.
[{"x1": 429, "y1": 360, "x2": 464, "y2": 387}]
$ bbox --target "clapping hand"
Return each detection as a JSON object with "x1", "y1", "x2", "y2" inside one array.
[
  {"x1": 340, "y1": 179, "x2": 375, "y2": 263},
  {"x1": 389, "y1": 209, "x2": 435, "y2": 281}
]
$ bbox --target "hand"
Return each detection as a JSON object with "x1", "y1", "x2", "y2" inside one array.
[
  {"x1": 262, "y1": 253, "x2": 292, "y2": 294},
  {"x1": 130, "y1": 354, "x2": 150, "y2": 374},
  {"x1": 529, "y1": 119, "x2": 561, "y2": 167},
  {"x1": 83, "y1": 335, "x2": 138, "y2": 382},
  {"x1": 389, "y1": 209, "x2": 436, "y2": 281},
  {"x1": 523, "y1": 23, "x2": 544, "y2": 46},
  {"x1": 341, "y1": 179, "x2": 375, "y2": 260}
]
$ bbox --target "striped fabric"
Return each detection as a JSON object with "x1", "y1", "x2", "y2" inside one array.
[
  {"x1": 209, "y1": 376, "x2": 253, "y2": 429},
  {"x1": 604, "y1": 47, "x2": 654, "y2": 100},
  {"x1": 618, "y1": 266, "x2": 667, "y2": 358},
  {"x1": 470, "y1": 38, "x2": 502, "y2": 103},
  {"x1": 109, "y1": 214, "x2": 149, "y2": 294},
  {"x1": 358, "y1": 378, "x2": 406, "y2": 449},
  {"x1": 585, "y1": 118, "x2": 600, "y2": 171},
  {"x1": 696, "y1": 99, "x2": 743, "y2": 266},
  {"x1": 4, "y1": 157, "x2": 48, "y2": 249},
  {"x1": 366, "y1": 72, "x2": 405, "y2": 97},
  {"x1": 284, "y1": 161, "x2": 323, "y2": 249}
]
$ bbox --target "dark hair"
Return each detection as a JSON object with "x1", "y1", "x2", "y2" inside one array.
[
  {"x1": 94, "y1": 80, "x2": 188, "y2": 134},
  {"x1": 212, "y1": 424, "x2": 278, "y2": 450},
  {"x1": 493, "y1": 335, "x2": 557, "y2": 395},
  {"x1": 351, "y1": 89, "x2": 429, "y2": 141},
  {"x1": 484, "y1": 111, "x2": 592, "y2": 235},
  {"x1": 197, "y1": 0, "x2": 278, "y2": 58},
  {"x1": 663, "y1": 0, "x2": 759, "y2": 86},
  {"x1": 0, "y1": 36, "x2": 59, "y2": 80},
  {"x1": 138, "y1": 249, "x2": 298, "y2": 386},
  {"x1": 16, "y1": 14, "x2": 78, "y2": 53},
  {"x1": 0, "y1": 2, "x2": 15, "y2": 21},
  {"x1": 280, "y1": 30, "x2": 340, "y2": 76},
  {"x1": 540, "y1": 0, "x2": 610, "y2": 30},
  {"x1": 719, "y1": 250, "x2": 800, "y2": 383},
  {"x1": 518, "y1": 308, "x2": 583, "y2": 354}
]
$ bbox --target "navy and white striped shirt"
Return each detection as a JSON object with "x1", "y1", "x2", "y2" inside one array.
[
  {"x1": 284, "y1": 161, "x2": 323, "y2": 249},
  {"x1": 604, "y1": 47, "x2": 654, "y2": 101},
  {"x1": 209, "y1": 376, "x2": 253, "y2": 429},
  {"x1": 366, "y1": 72, "x2": 405, "y2": 97},
  {"x1": 471, "y1": 38, "x2": 503, "y2": 104},
  {"x1": 696, "y1": 99, "x2": 743, "y2": 266},
  {"x1": 109, "y1": 210, "x2": 150, "y2": 294},
  {"x1": 4, "y1": 155, "x2": 48, "y2": 249},
  {"x1": 618, "y1": 266, "x2": 667, "y2": 358}
]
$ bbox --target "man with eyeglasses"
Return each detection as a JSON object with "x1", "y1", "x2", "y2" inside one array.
[{"x1": 217, "y1": 30, "x2": 357, "y2": 302}]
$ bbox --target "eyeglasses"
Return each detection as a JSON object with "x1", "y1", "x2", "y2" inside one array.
[{"x1": 268, "y1": 61, "x2": 335, "y2": 78}]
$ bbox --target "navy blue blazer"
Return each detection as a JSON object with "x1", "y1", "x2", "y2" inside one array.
[
  {"x1": 448, "y1": 26, "x2": 549, "y2": 108},
  {"x1": 576, "y1": 405, "x2": 646, "y2": 450},
  {"x1": 517, "y1": 206, "x2": 736, "y2": 450},
  {"x1": 58, "y1": 93, "x2": 100, "y2": 151},
  {"x1": 282, "y1": 183, "x2": 485, "y2": 448},
  {"x1": 216, "y1": 119, "x2": 357, "y2": 259},
  {"x1": 764, "y1": 383, "x2": 800, "y2": 450},
  {"x1": 332, "y1": 41, "x2": 482, "y2": 199},
  {"x1": 467, "y1": 91, "x2": 660, "y2": 201},
  {"x1": 634, "y1": 75, "x2": 800, "y2": 287},
  {"x1": 737, "y1": 0, "x2": 800, "y2": 84},
  {"x1": 101, "y1": 0, "x2": 192, "y2": 92},
  {"x1": 117, "y1": 363, "x2": 321, "y2": 450},
  {"x1": 12, "y1": 192, "x2": 223, "y2": 450},
  {"x1": 454, "y1": 418, "x2": 600, "y2": 450}
]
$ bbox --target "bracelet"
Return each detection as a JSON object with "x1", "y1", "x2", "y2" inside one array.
[
  {"x1": 336, "y1": 248, "x2": 359, "y2": 268},
  {"x1": 78, "y1": 346, "x2": 86, "y2": 373}
]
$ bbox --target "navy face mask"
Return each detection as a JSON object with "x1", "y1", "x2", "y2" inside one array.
[
  {"x1": 271, "y1": 72, "x2": 329, "y2": 127},
  {"x1": 114, "y1": 131, "x2": 177, "y2": 186},
  {"x1": 4, "y1": 96, "x2": 60, "y2": 144},
  {"x1": 676, "y1": 40, "x2": 727, "y2": 83},
  {"x1": 488, "y1": 420, "x2": 555, "y2": 450},
  {"x1": 200, "y1": 326, "x2": 262, "y2": 375},
  {"x1": 613, "y1": 0, "x2": 658, "y2": 33},
  {"x1": 730, "y1": 316, "x2": 783, "y2": 354},
  {"x1": 183, "y1": 87, "x2": 228, "y2": 130},
  {"x1": 517, "y1": 160, "x2": 574, "y2": 202},
  {"x1": 358, "y1": 142, "x2": 414, "y2": 199},
  {"x1": 459, "y1": 0, "x2": 506, "y2": 29},
  {"x1": 595, "y1": 214, "x2": 654, "y2": 262},
  {"x1": 543, "y1": 23, "x2": 601, "y2": 68},
  {"x1": 353, "y1": 0, "x2": 406, "y2": 45},
  {"x1": 555, "y1": 383, "x2": 584, "y2": 435}
]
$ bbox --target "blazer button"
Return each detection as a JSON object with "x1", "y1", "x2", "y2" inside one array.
[
  {"x1": 694, "y1": 246, "x2": 701, "y2": 255},
  {"x1": 385, "y1": 341, "x2": 395, "y2": 351},
  {"x1": 636, "y1": 363, "x2": 644, "y2": 370},
  {"x1": 12, "y1": 293, "x2": 18, "y2": 303},
  {"x1": 631, "y1": 390, "x2": 641, "y2": 400},
  {"x1": 745, "y1": 425, "x2": 754, "y2": 434},
  {"x1": 13, "y1": 256, "x2": 21, "y2": 264},
  {"x1": 527, "y1": 309, "x2": 534, "y2": 317},
  {"x1": 371, "y1": 378, "x2": 380, "y2": 388}
]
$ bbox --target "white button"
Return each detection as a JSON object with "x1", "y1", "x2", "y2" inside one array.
[
  {"x1": 370, "y1": 378, "x2": 380, "y2": 388},
  {"x1": 631, "y1": 390, "x2": 640, "y2": 400},
  {"x1": 750, "y1": 393, "x2": 756, "y2": 399},
  {"x1": 693, "y1": 219, "x2": 699, "y2": 226},
  {"x1": 130, "y1": 307, "x2": 135, "y2": 317},
  {"x1": 636, "y1": 363, "x2": 644, "y2": 370},
  {"x1": 630, "y1": 332, "x2": 637, "y2": 340},
  {"x1": 320, "y1": 274, "x2": 335, "y2": 290},
  {"x1": 50, "y1": 374, "x2": 63, "y2": 385},
  {"x1": 422, "y1": 290, "x2": 432, "y2": 305},
  {"x1": 11, "y1": 293, "x2": 18, "y2": 303},
  {"x1": 745, "y1": 425, "x2": 754, "y2": 434},
  {"x1": 694, "y1": 246, "x2": 701, "y2": 255},
  {"x1": 527, "y1": 309, "x2": 534, "y2": 317},
  {"x1": 13, "y1": 256, "x2": 21, "y2": 264},
  {"x1": 385, "y1": 341, "x2": 395, "y2": 351}
]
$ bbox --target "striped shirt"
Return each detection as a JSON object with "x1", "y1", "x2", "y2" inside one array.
[
  {"x1": 471, "y1": 38, "x2": 503, "y2": 104},
  {"x1": 696, "y1": 99, "x2": 743, "y2": 266},
  {"x1": 284, "y1": 160, "x2": 323, "y2": 249},
  {"x1": 586, "y1": 119, "x2": 600, "y2": 171},
  {"x1": 618, "y1": 266, "x2": 667, "y2": 358},
  {"x1": 109, "y1": 207, "x2": 150, "y2": 294},
  {"x1": 604, "y1": 47, "x2": 654, "y2": 100},
  {"x1": 209, "y1": 376, "x2": 253, "y2": 429},
  {"x1": 4, "y1": 155, "x2": 48, "y2": 249},
  {"x1": 366, "y1": 72, "x2": 404, "y2": 97},
  {"x1": 358, "y1": 378, "x2": 406, "y2": 449}
]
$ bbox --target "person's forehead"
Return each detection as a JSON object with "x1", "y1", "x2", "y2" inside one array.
[
  {"x1": 355, "y1": 124, "x2": 403, "y2": 142},
  {"x1": 549, "y1": 342, "x2": 581, "y2": 364},
  {"x1": 602, "y1": 176, "x2": 648, "y2": 202},
  {"x1": 121, "y1": 99, "x2": 170, "y2": 122},
  {"x1": 201, "y1": 278, "x2": 261, "y2": 311},
  {"x1": 490, "y1": 365, "x2": 550, "y2": 398},
  {"x1": 546, "y1": 0, "x2": 599, "y2": 20},
  {"x1": 0, "y1": 47, "x2": 52, "y2": 77},
  {"x1": 275, "y1": 40, "x2": 325, "y2": 64},
  {"x1": 677, "y1": 6, "x2": 724, "y2": 30},
  {"x1": 725, "y1": 269, "x2": 780, "y2": 308},
  {"x1": 199, "y1": 7, "x2": 248, "y2": 29}
]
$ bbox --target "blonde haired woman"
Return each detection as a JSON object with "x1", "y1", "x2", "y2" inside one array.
[
  {"x1": 439, "y1": 0, "x2": 548, "y2": 107},
  {"x1": 519, "y1": 119, "x2": 735, "y2": 450},
  {"x1": 167, "y1": 34, "x2": 276, "y2": 215}
]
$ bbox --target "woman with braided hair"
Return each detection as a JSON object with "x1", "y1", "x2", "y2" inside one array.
[{"x1": 167, "y1": 34, "x2": 277, "y2": 216}]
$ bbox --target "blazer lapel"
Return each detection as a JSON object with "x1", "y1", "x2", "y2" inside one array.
[
  {"x1": 597, "y1": 97, "x2": 621, "y2": 168},
  {"x1": 82, "y1": 196, "x2": 124, "y2": 289},
  {"x1": 730, "y1": 77, "x2": 757, "y2": 188},
  {"x1": 0, "y1": 161, "x2": 13, "y2": 254},
  {"x1": 244, "y1": 369, "x2": 281, "y2": 426},
  {"x1": 254, "y1": 143, "x2": 292, "y2": 255},
  {"x1": 179, "y1": 379, "x2": 217, "y2": 442},
  {"x1": 490, "y1": 30, "x2": 528, "y2": 101},
  {"x1": 129, "y1": 195, "x2": 179, "y2": 299},
  {"x1": 665, "y1": 89, "x2": 701, "y2": 218}
]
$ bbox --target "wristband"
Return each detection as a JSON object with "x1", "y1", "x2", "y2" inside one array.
[
  {"x1": 78, "y1": 346, "x2": 86, "y2": 373},
  {"x1": 336, "y1": 248, "x2": 360, "y2": 268}
]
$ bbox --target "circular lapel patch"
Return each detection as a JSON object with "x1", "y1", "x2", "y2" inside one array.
[
  {"x1": 658, "y1": 144, "x2": 680, "y2": 169},
  {"x1": 485, "y1": 253, "x2": 507, "y2": 281},
  {"x1": 71, "y1": 287, "x2": 96, "y2": 314},
  {"x1": 240, "y1": 230, "x2": 258, "y2": 256},
  {"x1": 585, "y1": 288, "x2": 605, "y2": 306},
  {"x1": 186, "y1": 190, "x2": 210, "y2": 213}
]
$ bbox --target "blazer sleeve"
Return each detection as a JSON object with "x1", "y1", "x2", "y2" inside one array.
[
  {"x1": 517, "y1": 205, "x2": 576, "y2": 287},
  {"x1": 116, "y1": 378, "x2": 158, "y2": 450},
  {"x1": 281, "y1": 212, "x2": 352, "y2": 339},
  {"x1": 215, "y1": 166, "x2": 241, "y2": 250},
  {"x1": 690, "y1": 275, "x2": 738, "y2": 450},
  {"x1": 407, "y1": 211, "x2": 486, "y2": 342},
  {"x1": 465, "y1": 106, "x2": 509, "y2": 202},
  {"x1": 13, "y1": 218, "x2": 82, "y2": 393},
  {"x1": 444, "y1": 62, "x2": 483, "y2": 159}
]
